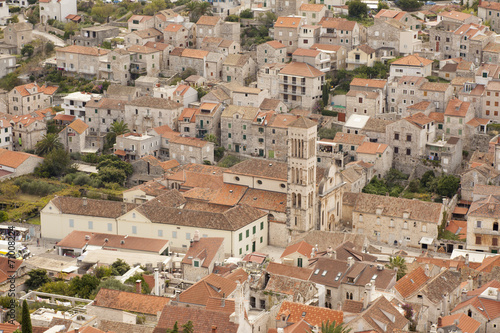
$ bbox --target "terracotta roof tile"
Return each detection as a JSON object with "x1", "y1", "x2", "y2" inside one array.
[
  {"x1": 310, "y1": 43, "x2": 343, "y2": 52},
  {"x1": 439, "y1": 313, "x2": 481, "y2": 332},
  {"x1": 238, "y1": 188, "x2": 287, "y2": 213},
  {"x1": 277, "y1": 301, "x2": 343, "y2": 326},
  {"x1": 179, "y1": 273, "x2": 237, "y2": 305},
  {"x1": 356, "y1": 142, "x2": 388, "y2": 155},
  {"x1": 266, "y1": 262, "x2": 313, "y2": 281},
  {"x1": 299, "y1": 3, "x2": 325, "y2": 11},
  {"x1": 181, "y1": 237, "x2": 224, "y2": 267},
  {"x1": 127, "y1": 96, "x2": 182, "y2": 109},
  {"x1": 292, "y1": 48, "x2": 320, "y2": 57},
  {"x1": 452, "y1": 296, "x2": 500, "y2": 320},
  {"x1": 445, "y1": 220, "x2": 467, "y2": 240},
  {"x1": 445, "y1": 98, "x2": 471, "y2": 117},
  {"x1": 67, "y1": 119, "x2": 88, "y2": 134},
  {"x1": 197, "y1": 15, "x2": 221, "y2": 26},
  {"x1": 333, "y1": 132, "x2": 366, "y2": 145},
  {"x1": 420, "y1": 82, "x2": 450, "y2": 92},
  {"x1": 56, "y1": 230, "x2": 169, "y2": 253},
  {"x1": 154, "y1": 305, "x2": 239, "y2": 333},
  {"x1": 50, "y1": 196, "x2": 137, "y2": 219},
  {"x1": 428, "y1": 112, "x2": 444, "y2": 123},
  {"x1": 279, "y1": 62, "x2": 324, "y2": 78},
  {"x1": 343, "y1": 300, "x2": 364, "y2": 313},
  {"x1": 438, "y1": 10, "x2": 474, "y2": 21},
  {"x1": 394, "y1": 266, "x2": 430, "y2": 298},
  {"x1": 227, "y1": 159, "x2": 287, "y2": 181},
  {"x1": 350, "y1": 78, "x2": 387, "y2": 89},
  {"x1": 93, "y1": 288, "x2": 170, "y2": 315},
  {"x1": 265, "y1": 40, "x2": 287, "y2": 49},
  {"x1": 128, "y1": 15, "x2": 154, "y2": 23},
  {"x1": 14, "y1": 83, "x2": 58, "y2": 97},
  {"x1": 274, "y1": 16, "x2": 303, "y2": 28},
  {"x1": 57, "y1": 45, "x2": 110, "y2": 56},
  {"x1": 467, "y1": 280, "x2": 500, "y2": 297},
  {"x1": 358, "y1": 296, "x2": 409, "y2": 333},
  {"x1": 281, "y1": 240, "x2": 314, "y2": 258},
  {"x1": 319, "y1": 17, "x2": 357, "y2": 31},
  {"x1": 392, "y1": 54, "x2": 433, "y2": 66}
]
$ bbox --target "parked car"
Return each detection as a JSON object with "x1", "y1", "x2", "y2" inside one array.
[{"x1": 426, "y1": 1, "x2": 436, "y2": 4}]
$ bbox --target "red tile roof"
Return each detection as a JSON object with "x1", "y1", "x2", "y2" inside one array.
[
  {"x1": 452, "y1": 296, "x2": 500, "y2": 320},
  {"x1": 0, "y1": 148, "x2": 41, "y2": 168},
  {"x1": 276, "y1": 301, "x2": 343, "y2": 327},
  {"x1": 181, "y1": 237, "x2": 224, "y2": 268},
  {"x1": 93, "y1": 289, "x2": 170, "y2": 315},
  {"x1": 439, "y1": 313, "x2": 481, "y2": 333},
  {"x1": 394, "y1": 266, "x2": 430, "y2": 298},
  {"x1": 445, "y1": 220, "x2": 467, "y2": 240},
  {"x1": 280, "y1": 240, "x2": 314, "y2": 259}
]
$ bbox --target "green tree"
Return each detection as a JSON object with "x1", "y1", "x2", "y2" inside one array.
[
  {"x1": 97, "y1": 158, "x2": 133, "y2": 177},
  {"x1": 25, "y1": 269, "x2": 50, "y2": 290},
  {"x1": 182, "y1": 321, "x2": 194, "y2": 333},
  {"x1": 187, "y1": 1, "x2": 213, "y2": 22},
  {"x1": 143, "y1": 0, "x2": 167, "y2": 15},
  {"x1": 203, "y1": 134, "x2": 218, "y2": 144},
  {"x1": 396, "y1": 0, "x2": 423, "y2": 10},
  {"x1": 0, "y1": 211, "x2": 8, "y2": 222},
  {"x1": 225, "y1": 14, "x2": 239, "y2": 22},
  {"x1": 322, "y1": 83, "x2": 330, "y2": 108},
  {"x1": 21, "y1": 300, "x2": 32, "y2": 333},
  {"x1": 436, "y1": 174, "x2": 460, "y2": 198},
  {"x1": 94, "y1": 266, "x2": 112, "y2": 280},
  {"x1": 110, "y1": 120, "x2": 130, "y2": 136},
  {"x1": 69, "y1": 274, "x2": 100, "y2": 298},
  {"x1": 125, "y1": 273, "x2": 151, "y2": 294},
  {"x1": 315, "y1": 320, "x2": 351, "y2": 333},
  {"x1": 377, "y1": 1, "x2": 389, "y2": 11},
  {"x1": 21, "y1": 44, "x2": 34, "y2": 57},
  {"x1": 35, "y1": 149, "x2": 76, "y2": 178},
  {"x1": 35, "y1": 133, "x2": 64, "y2": 156},
  {"x1": 0, "y1": 183, "x2": 19, "y2": 199},
  {"x1": 93, "y1": 278, "x2": 135, "y2": 296},
  {"x1": 111, "y1": 259, "x2": 130, "y2": 276},
  {"x1": 195, "y1": 86, "x2": 208, "y2": 99},
  {"x1": 9, "y1": 15, "x2": 19, "y2": 24},
  {"x1": 180, "y1": 67, "x2": 197, "y2": 80},
  {"x1": 257, "y1": 11, "x2": 277, "y2": 27},
  {"x1": 421, "y1": 170, "x2": 435, "y2": 189},
  {"x1": 385, "y1": 256, "x2": 407, "y2": 280},
  {"x1": 91, "y1": 1, "x2": 114, "y2": 23},
  {"x1": 166, "y1": 322, "x2": 179, "y2": 333},
  {"x1": 348, "y1": 0, "x2": 368, "y2": 18},
  {"x1": 98, "y1": 166, "x2": 127, "y2": 185},
  {"x1": 39, "y1": 281, "x2": 72, "y2": 295},
  {"x1": 45, "y1": 41, "x2": 55, "y2": 54},
  {"x1": 240, "y1": 9, "x2": 253, "y2": 18}
]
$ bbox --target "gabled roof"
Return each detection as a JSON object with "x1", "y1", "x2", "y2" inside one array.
[
  {"x1": 350, "y1": 78, "x2": 387, "y2": 89},
  {"x1": 391, "y1": 54, "x2": 433, "y2": 66},
  {"x1": 0, "y1": 148, "x2": 41, "y2": 168},
  {"x1": 467, "y1": 280, "x2": 500, "y2": 297},
  {"x1": 354, "y1": 296, "x2": 409, "y2": 333},
  {"x1": 452, "y1": 296, "x2": 500, "y2": 320},
  {"x1": 319, "y1": 17, "x2": 357, "y2": 31},
  {"x1": 274, "y1": 16, "x2": 302, "y2": 28},
  {"x1": 128, "y1": 15, "x2": 154, "y2": 23},
  {"x1": 266, "y1": 262, "x2": 313, "y2": 281},
  {"x1": 276, "y1": 301, "x2": 343, "y2": 327},
  {"x1": 445, "y1": 98, "x2": 471, "y2": 117},
  {"x1": 333, "y1": 132, "x2": 366, "y2": 145},
  {"x1": 67, "y1": 119, "x2": 88, "y2": 134},
  {"x1": 356, "y1": 142, "x2": 388, "y2": 155},
  {"x1": 178, "y1": 273, "x2": 237, "y2": 305},
  {"x1": 57, "y1": 45, "x2": 110, "y2": 56},
  {"x1": 93, "y1": 288, "x2": 170, "y2": 315},
  {"x1": 292, "y1": 48, "x2": 320, "y2": 57},
  {"x1": 49, "y1": 196, "x2": 137, "y2": 218},
  {"x1": 181, "y1": 237, "x2": 224, "y2": 268},
  {"x1": 404, "y1": 112, "x2": 434, "y2": 128},
  {"x1": 197, "y1": 15, "x2": 221, "y2": 26},
  {"x1": 153, "y1": 305, "x2": 239, "y2": 333},
  {"x1": 439, "y1": 313, "x2": 481, "y2": 333},
  {"x1": 265, "y1": 40, "x2": 287, "y2": 49},
  {"x1": 281, "y1": 240, "x2": 314, "y2": 259},
  {"x1": 394, "y1": 266, "x2": 430, "y2": 298},
  {"x1": 299, "y1": 3, "x2": 325, "y2": 12},
  {"x1": 279, "y1": 62, "x2": 324, "y2": 78},
  {"x1": 438, "y1": 10, "x2": 474, "y2": 22},
  {"x1": 13, "y1": 83, "x2": 58, "y2": 97},
  {"x1": 227, "y1": 159, "x2": 287, "y2": 181},
  {"x1": 288, "y1": 116, "x2": 317, "y2": 129}
]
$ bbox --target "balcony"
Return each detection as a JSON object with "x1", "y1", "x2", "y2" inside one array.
[
  {"x1": 99, "y1": 66, "x2": 112, "y2": 72},
  {"x1": 474, "y1": 228, "x2": 500, "y2": 236},
  {"x1": 131, "y1": 66, "x2": 147, "y2": 74},
  {"x1": 280, "y1": 89, "x2": 306, "y2": 96},
  {"x1": 346, "y1": 58, "x2": 368, "y2": 65},
  {"x1": 279, "y1": 80, "x2": 307, "y2": 87}
]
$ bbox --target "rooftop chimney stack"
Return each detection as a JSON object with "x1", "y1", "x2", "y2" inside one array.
[
  {"x1": 83, "y1": 197, "x2": 87, "y2": 206},
  {"x1": 437, "y1": 317, "x2": 442, "y2": 327},
  {"x1": 347, "y1": 256, "x2": 354, "y2": 268},
  {"x1": 211, "y1": 326, "x2": 217, "y2": 333},
  {"x1": 193, "y1": 230, "x2": 200, "y2": 242},
  {"x1": 135, "y1": 280, "x2": 142, "y2": 294},
  {"x1": 154, "y1": 268, "x2": 160, "y2": 296}
]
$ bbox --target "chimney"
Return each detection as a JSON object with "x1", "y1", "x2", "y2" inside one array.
[
  {"x1": 437, "y1": 317, "x2": 442, "y2": 327},
  {"x1": 82, "y1": 197, "x2": 87, "y2": 206},
  {"x1": 211, "y1": 326, "x2": 217, "y2": 333},
  {"x1": 327, "y1": 246, "x2": 332, "y2": 255},
  {"x1": 121, "y1": 202, "x2": 127, "y2": 215},
  {"x1": 135, "y1": 280, "x2": 142, "y2": 294},
  {"x1": 193, "y1": 230, "x2": 200, "y2": 242},
  {"x1": 465, "y1": 253, "x2": 470, "y2": 267},
  {"x1": 347, "y1": 256, "x2": 354, "y2": 268},
  {"x1": 154, "y1": 268, "x2": 160, "y2": 296},
  {"x1": 331, "y1": 250, "x2": 336, "y2": 260},
  {"x1": 425, "y1": 264, "x2": 430, "y2": 277}
]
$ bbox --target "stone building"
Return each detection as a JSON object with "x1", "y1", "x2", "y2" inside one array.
[
  {"x1": 389, "y1": 54, "x2": 433, "y2": 78},
  {"x1": 3, "y1": 22, "x2": 32, "y2": 54},
  {"x1": 319, "y1": 17, "x2": 361, "y2": 51},
  {"x1": 298, "y1": 3, "x2": 326, "y2": 25},
  {"x1": 222, "y1": 54, "x2": 256, "y2": 85},
  {"x1": 124, "y1": 97, "x2": 183, "y2": 133},
  {"x1": 256, "y1": 41, "x2": 288, "y2": 67},
  {"x1": 479, "y1": 1, "x2": 500, "y2": 33},
  {"x1": 386, "y1": 112, "x2": 436, "y2": 173},
  {"x1": 72, "y1": 25, "x2": 120, "y2": 47},
  {"x1": 425, "y1": 136, "x2": 463, "y2": 174},
  {"x1": 420, "y1": 82, "x2": 454, "y2": 113},
  {"x1": 258, "y1": 63, "x2": 286, "y2": 99},
  {"x1": 200, "y1": 37, "x2": 240, "y2": 56},
  {"x1": 168, "y1": 135, "x2": 215, "y2": 165},
  {"x1": 124, "y1": 28, "x2": 163, "y2": 47},
  {"x1": 444, "y1": 98, "x2": 475, "y2": 139},
  {"x1": 220, "y1": 105, "x2": 260, "y2": 154},
  {"x1": 10, "y1": 114, "x2": 47, "y2": 151},
  {"x1": 387, "y1": 76, "x2": 427, "y2": 118},
  {"x1": 466, "y1": 192, "x2": 500, "y2": 252},
  {"x1": 276, "y1": 0, "x2": 307, "y2": 18},
  {"x1": 56, "y1": 45, "x2": 110, "y2": 79},
  {"x1": 346, "y1": 90, "x2": 384, "y2": 119},
  {"x1": 274, "y1": 16, "x2": 304, "y2": 56},
  {"x1": 287, "y1": 117, "x2": 318, "y2": 234},
  {"x1": 461, "y1": 165, "x2": 500, "y2": 202},
  {"x1": 127, "y1": 15, "x2": 155, "y2": 32},
  {"x1": 298, "y1": 25, "x2": 321, "y2": 49},
  {"x1": 195, "y1": 15, "x2": 222, "y2": 46},
  {"x1": 39, "y1": 0, "x2": 77, "y2": 23},
  {"x1": 181, "y1": 236, "x2": 224, "y2": 282},
  {"x1": 8, "y1": 83, "x2": 57, "y2": 115},
  {"x1": 58, "y1": 119, "x2": 89, "y2": 154},
  {"x1": 85, "y1": 97, "x2": 127, "y2": 134},
  {"x1": 346, "y1": 44, "x2": 376, "y2": 70},
  {"x1": 356, "y1": 142, "x2": 393, "y2": 178},
  {"x1": 127, "y1": 45, "x2": 161, "y2": 80},
  {"x1": 167, "y1": 48, "x2": 209, "y2": 77},
  {"x1": 482, "y1": 81, "x2": 500, "y2": 121},
  {"x1": 163, "y1": 23, "x2": 190, "y2": 47},
  {"x1": 310, "y1": 44, "x2": 347, "y2": 70},
  {"x1": 347, "y1": 192, "x2": 444, "y2": 248},
  {"x1": 278, "y1": 62, "x2": 325, "y2": 110},
  {"x1": 292, "y1": 48, "x2": 331, "y2": 72}
]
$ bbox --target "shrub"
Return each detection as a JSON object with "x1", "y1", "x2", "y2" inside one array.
[
  {"x1": 15, "y1": 178, "x2": 64, "y2": 196},
  {"x1": 321, "y1": 110, "x2": 338, "y2": 117}
]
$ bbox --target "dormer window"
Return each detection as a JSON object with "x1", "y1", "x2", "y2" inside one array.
[{"x1": 193, "y1": 259, "x2": 200, "y2": 267}]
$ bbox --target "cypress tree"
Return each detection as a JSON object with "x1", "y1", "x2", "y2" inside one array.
[{"x1": 21, "y1": 300, "x2": 32, "y2": 333}]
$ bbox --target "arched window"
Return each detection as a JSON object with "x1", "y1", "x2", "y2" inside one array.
[
  {"x1": 292, "y1": 193, "x2": 296, "y2": 208},
  {"x1": 297, "y1": 194, "x2": 302, "y2": 208},
  {"x1": 468, "y1": 309, "x2": 472, "y2": 317},
  {"x1": 359, "y1": 214, "x2": 363, "y2": 222},
  {"x1": 494, "y1": 222, "x2": 499, "y2": 231}
]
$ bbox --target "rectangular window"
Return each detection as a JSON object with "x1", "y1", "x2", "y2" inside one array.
[
  {"x1": 253, "y1": 226, "x2": 256, "y2": 234},
  {"x1": 239, "y1": 248, "x2": 242, "y2": 255},
  {"x1": 239, "y1": 233, "x2": 242, "y2": 241},
  {"x1": 243, "y1": 125, "x2": 246, "y2": 130},
  {"x1": 88, "y1": 221, "x2": 93, "y2": 230},
  {"x1": 107, "y1": 223, "x2": 112, "y2": 232},
  {"x1": 194, "y1": 260, "x2": 199, "y2": 267},
  {"x1": 406, "y1": 135, "x2": 411, "y2": 142},
  {"x1": 158, "y1": 229, "x2": 163, "y2": 237},
  {"x1": 228, "y1": 123, "x2": 231, "y2": 128},
  {"x1": 406, "y1": 148, "x2": 411, "y2": 155},
  {"x1": 186, "y1": 232, "x2": 191, "y2": 240},
  {"x1": 246, "y1": 230, "x2": 249, "y2": 238},
  {"x1": 260, "y1": 221, "x2": 264, "y2": 230},
  {"x1": 172, "y1": 231, "x2": 177, "y2": 239},
  {"x1": 394, "y1": 133, "x2": 399, "y2": 140},
  {"x1": 69, "y1": 219, "x2": 74, "y2": 228},
  {"x1": 260, "y1": 236, "x2": 263, "y2": 243},
  {"x1": 477, "y1": 221, "x2": 482, "y2": 228},
  {"x1": 476, "y1": 236, "x2": 482, "y2": 245},
  {"x1": 132, "y1": 226, "x2": 137, "y2": 234}
]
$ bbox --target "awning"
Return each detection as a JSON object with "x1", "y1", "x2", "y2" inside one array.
[
  {"x1": 61, "y1": 266, "x2": 78, "y2": 273},
  {"x1": 453, "y1": 207, "x2": 468, "y2": 215},
  {"x1": 114, "y1": 149, "x2": 126, "y2": 156},
  {"x1": 420, "y1": 237, "x2": 434, "y2": 245}
]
